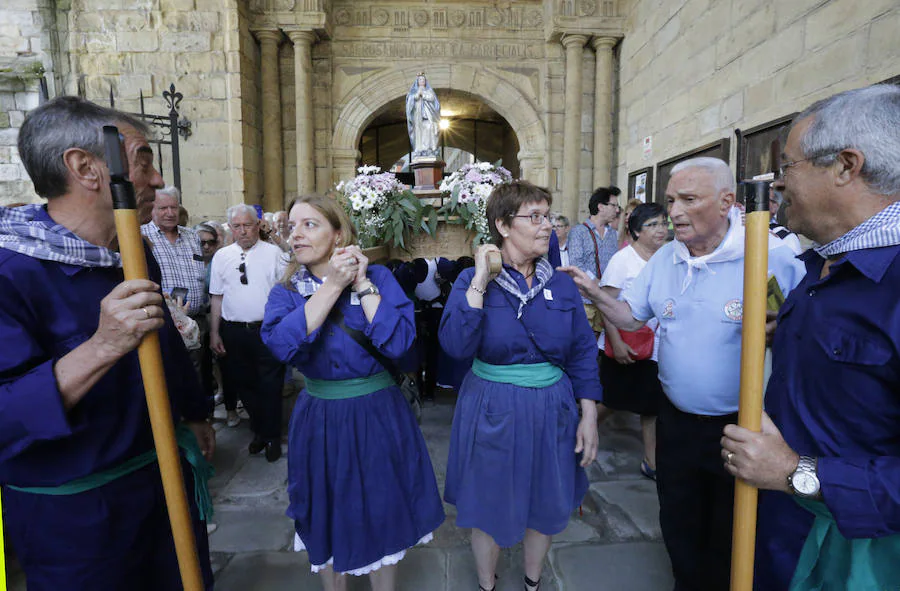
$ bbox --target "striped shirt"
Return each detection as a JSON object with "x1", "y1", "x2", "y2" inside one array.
[
  {"x1": 141, "y1": 221, "x2": 208, "y2": 313},
  {"x1": 567, "y1": 220, "x2": 618, "y2": 303}
]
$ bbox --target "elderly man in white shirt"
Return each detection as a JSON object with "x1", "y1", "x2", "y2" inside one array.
[{"x1": 209, "y1": 204, "x2": 288, "y2": 461}]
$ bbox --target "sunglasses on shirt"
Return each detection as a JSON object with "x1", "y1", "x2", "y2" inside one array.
[{"x1": 238, "y1": 253, "x2": 247, "y2": 285}]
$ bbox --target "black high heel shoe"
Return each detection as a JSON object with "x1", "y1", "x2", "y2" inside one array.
[{"x1": 524, "y1": 575, "x2": 541, "y2": 590}]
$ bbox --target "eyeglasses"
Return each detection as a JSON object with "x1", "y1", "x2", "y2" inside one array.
[
  {"x1": 778, "y1": 151, "x2": 838, "y2": 178},
  {"x1": 237, "y1": 253, "x2": 247, "y2": 285},
  {"x1": 551, "y1": 224, "x2": 568, "y2": 230},
  {"x1": 512, "y1": 213, "x2": 552, "y2": 225},
  {"x1": 200, "y1": 239, "x2": 217, "y2": 247}
]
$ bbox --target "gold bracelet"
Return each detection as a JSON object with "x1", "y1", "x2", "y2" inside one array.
[{"x1": 468, "y1": 284, "x2": 486, "y2": 295}]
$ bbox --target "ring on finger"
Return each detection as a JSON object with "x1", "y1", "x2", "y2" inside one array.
[
  {"x1": 726, "y1": 452, "x2": 735, "y2": 464},
  {"x1": 142, "y1": 307, "x2": 151, "y2": 319}
]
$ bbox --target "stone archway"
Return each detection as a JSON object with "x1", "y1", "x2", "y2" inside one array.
[{"x1": 331, "y1": 64, "x2": 547, "y2": 186}]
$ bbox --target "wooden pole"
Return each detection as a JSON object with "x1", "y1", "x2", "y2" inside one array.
[
  {"x1": 487, "y1": 250, "x2": 502, "y2": 275},
  {"x1": 103, "y1": 127, "x2": 205, "y2": 591},
  {"x1": 1, "y1": 489, "x2": 6, "y2": 591},
  {"x1": 730, "y1": 180, "x2": 771, "y2": 591}
]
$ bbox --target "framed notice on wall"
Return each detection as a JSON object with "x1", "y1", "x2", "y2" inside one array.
[
  {"x1": 628, "y1": 167, "x2": 653, "y2": 203},
  {"x1": 654, "y1": 138, "x2": 731, "y2": 206}
]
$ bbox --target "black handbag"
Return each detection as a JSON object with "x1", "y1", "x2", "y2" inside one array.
[{"x1": 331, "y1": 308, "x2": 423, "y2": 422}]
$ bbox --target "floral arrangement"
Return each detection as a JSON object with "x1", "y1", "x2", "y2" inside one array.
[
  {"x1": 438, "y1": 162, "x2": 513, "y2": 245},
  {"x1": 337, "y1": 165, "x2": 436, "y2": 249}
]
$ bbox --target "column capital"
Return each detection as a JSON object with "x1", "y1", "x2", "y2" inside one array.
[
  {"x1": 285, "y1": 29, "x2": 317, "y2": 45},
  {"x1": 591, "y1": 36, "x2": 618, "y2": 51},
  {"x1": 560, "y1": 33, "x2": 589, "y2": 49},
  {"x1": 252, "y1": 28, "x2": 283, "y2": 44}
]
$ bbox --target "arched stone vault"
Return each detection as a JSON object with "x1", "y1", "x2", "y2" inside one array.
[{"x1": 331, "y1": 64, "x2": 547, "y2": 185}]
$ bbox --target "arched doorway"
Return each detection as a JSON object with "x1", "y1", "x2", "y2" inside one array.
[
  {"x1": 331, "y1": 65, "x2": 547, "y2": 186},
  {"x1": 358, "y1": 89, "x2": 520, "y2": 183}
]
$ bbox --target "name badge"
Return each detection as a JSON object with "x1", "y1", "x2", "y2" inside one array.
[
  {"x1": 543, "y1": 288, "x2": 553, "y2": 301},
  {"x1": 350, "y1": 292, "x2": 361, "y2": 306}
]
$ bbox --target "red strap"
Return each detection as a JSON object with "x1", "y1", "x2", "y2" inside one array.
[{"x1": 583, "y1": 222, "x2": 602, "y2": 279}]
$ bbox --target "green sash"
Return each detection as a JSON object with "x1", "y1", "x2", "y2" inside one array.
[
  {"x1": 7, "y1": 424, "x2": 215, "y2": 521},
  {"x1": 305, "y1": 371, "x2": 395, "y2": 399},
  {"x1": 790, "y1": 496, "x2": 900, "y2": 590},
  {"x1": 471, "y1": 358, "x2": 563, "y2": 388}
]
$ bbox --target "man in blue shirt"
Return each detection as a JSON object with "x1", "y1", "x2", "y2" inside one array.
[
  {"x1": 721, "y1": 84, "x2": 900, "y2": 590},
  {"x1": 563, "y1": 157, "x2": 806, "y2": 591},
  {"x1": 0, "y1": 97, "x2": 215, "y2": 590},
  {"x1": 566, "y1": 185, "x2": 621, "y2": 334}
]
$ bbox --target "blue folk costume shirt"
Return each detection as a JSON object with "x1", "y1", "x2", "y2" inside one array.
[
  {"x1": 261, "y1": 265, "x2": 416, "y2": 379},
  {"x1": 756, "y1": 242, "x2": 900, "y2": 588},
  {"x1": 0, "y1": 207, "x2": 209, "y2": 488},
  {"x1": 439, "y1": 265, "x2": 602, "y2": 401}
]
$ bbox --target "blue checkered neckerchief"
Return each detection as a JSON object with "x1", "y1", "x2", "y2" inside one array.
[
  {"x1": 493, "y1": 257, "x2": 554, "y2": 319},
  {"x1": 0, "y1": 204, "x2": 121, "y2": 268},
  {"x1": 290, "y1": 265, "x2": 322, "y2": 297},
  {"x1": 815, "y1": 201, "x2": 900, "y2": 257}
]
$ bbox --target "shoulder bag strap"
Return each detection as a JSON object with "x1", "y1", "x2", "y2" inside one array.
[
  {"x1": 329, "y1": 306, "x2": 403, "y2": 383},
  {"x1": 582, "y1": 222, "x2": 602, "y2": 279}
]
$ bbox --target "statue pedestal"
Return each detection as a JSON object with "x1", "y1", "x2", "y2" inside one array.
[{"x1": 410, "y1": 160, "x2": 445, "y2": 190}]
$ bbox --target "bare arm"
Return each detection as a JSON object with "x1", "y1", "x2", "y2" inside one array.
[
  {"x1": 466, "y1": 244, "x2": 501, "y2": 309},
  {"x1": 209, "y1": 294, "x2": 226, "y2": 356},
  {"x1": 559, "y1": 266, "x2": 645, "y2": 331}
]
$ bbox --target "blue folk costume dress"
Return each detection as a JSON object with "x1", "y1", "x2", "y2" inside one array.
[
  {"x1": 261, "y1": 264, "x2": 445, "y2": 575},
  {"x1": 439, "y1": 259, "x2": 602, "y2": 546}
]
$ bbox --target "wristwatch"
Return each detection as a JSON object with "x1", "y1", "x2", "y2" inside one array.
[
  {"x1": 355, "y1": 282, "x2": 380, "y2": 299},
  {"x1": 788, "y1": 456, "x2": 822, "y2": 499}
]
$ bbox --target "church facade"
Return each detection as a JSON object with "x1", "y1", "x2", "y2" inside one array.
[{"x1": 1, "y1": 0, "x2": 898, "y2": 221}]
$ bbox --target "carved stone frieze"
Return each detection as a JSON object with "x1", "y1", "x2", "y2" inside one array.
[
  {"x1": 331, "y1": 40, "x2": 545, "y2": 60},
  {"x1": 327, "y1": 4, "x2": 545, "y2": 31}
]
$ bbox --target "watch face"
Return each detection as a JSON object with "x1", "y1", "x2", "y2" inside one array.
[{"x1": 792, "y1": 472, "x2": 819, "y2": 496}]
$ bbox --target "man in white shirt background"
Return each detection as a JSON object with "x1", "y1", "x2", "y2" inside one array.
[{"x1": 209, "y1": 204, "x2": 288, "y2": 462}]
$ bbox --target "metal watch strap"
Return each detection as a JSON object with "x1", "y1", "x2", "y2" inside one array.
[{"x1": 356, "y1": 282, "x2": 379, "y2": 298}]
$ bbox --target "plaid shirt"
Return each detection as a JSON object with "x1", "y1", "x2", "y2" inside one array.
[
  {"x1": 567, "y1": 220, "x2": 618, "y2": 303},
  {"x1": 815, "y1": 201, "x2": 900, "y2": 257},
  {"x1": 141, "y1": 221, "x2": 208, "y2": 313}
]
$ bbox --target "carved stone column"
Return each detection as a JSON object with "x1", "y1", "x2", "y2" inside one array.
[
  {"x1": 561, "y1": 33, "x2": 588, "y2": 223},
  {"x1": 255, "y1": 28, "x2": 284, "y2": 212},
  {"x1": 592, "y1": 36, "x2": 617, "y2": 189},
  {"x1": 287, "y1": 30, "x2": 316, "y2": 196}
]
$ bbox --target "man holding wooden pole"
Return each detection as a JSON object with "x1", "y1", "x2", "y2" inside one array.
[
  {"x1": 722, "y1": 84, "x2": 900, "y2": 591},
  {"x1": 0, "y1": 97, "x2": 214, "y2": 590},
  {"x1": 562, "y1": 157, "x2": 805, "y2": 590}
]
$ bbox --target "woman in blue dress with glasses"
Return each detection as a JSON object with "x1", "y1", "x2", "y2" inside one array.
[{"x1": 440, "y1": 181, "x2": 601, "y2": 591}]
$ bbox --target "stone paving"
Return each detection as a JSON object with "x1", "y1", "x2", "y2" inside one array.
[{"x1": 5, "y1": 391, "x2": 673, "y2": 590}]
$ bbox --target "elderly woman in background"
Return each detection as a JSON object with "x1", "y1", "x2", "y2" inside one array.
[
  {"x1": 440, "y1": 181, "x2": 601, "y2": 591},
  {"x1": 599, "y1": 203, "x2": 668, "y2": 479},
  {"x1": 261, "y1": 194, "x2": 444, "y2": 591}
]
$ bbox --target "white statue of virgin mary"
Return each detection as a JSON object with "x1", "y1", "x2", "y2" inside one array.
[{"x1": 406, "y1": 73, "x2": 441, "y2": 162}]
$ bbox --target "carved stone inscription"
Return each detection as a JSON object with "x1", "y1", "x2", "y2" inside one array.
[{"x1": 333, "y1": 41, "x2": 545, "y2": 60}]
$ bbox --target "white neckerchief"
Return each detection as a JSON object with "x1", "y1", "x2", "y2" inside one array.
[{"x1": 672, "y1": 207, "x2": 745, "y2": 294}]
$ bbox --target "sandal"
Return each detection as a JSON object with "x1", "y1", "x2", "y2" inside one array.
[
  {"x1": 640, "y1": 458, "x2": 657, "y2": 481},
  {"x1": 525, "y1": 575, "x2": 541, "y2": 590}
]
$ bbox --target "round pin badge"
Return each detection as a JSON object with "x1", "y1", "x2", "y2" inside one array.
[{"x1": 724, "y1": 299, "x2": 743, "y2": 321}]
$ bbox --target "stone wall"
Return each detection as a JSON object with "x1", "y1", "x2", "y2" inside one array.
[
  {"x1": 0, "y1": 0, "x2": 57, "y2": 205},
  {"x1": 615, "y1": 0, "x2": 900, "y2": 197},
  {"x1": 1, "y1": 0, "x2": 248, "y2": 218}
]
